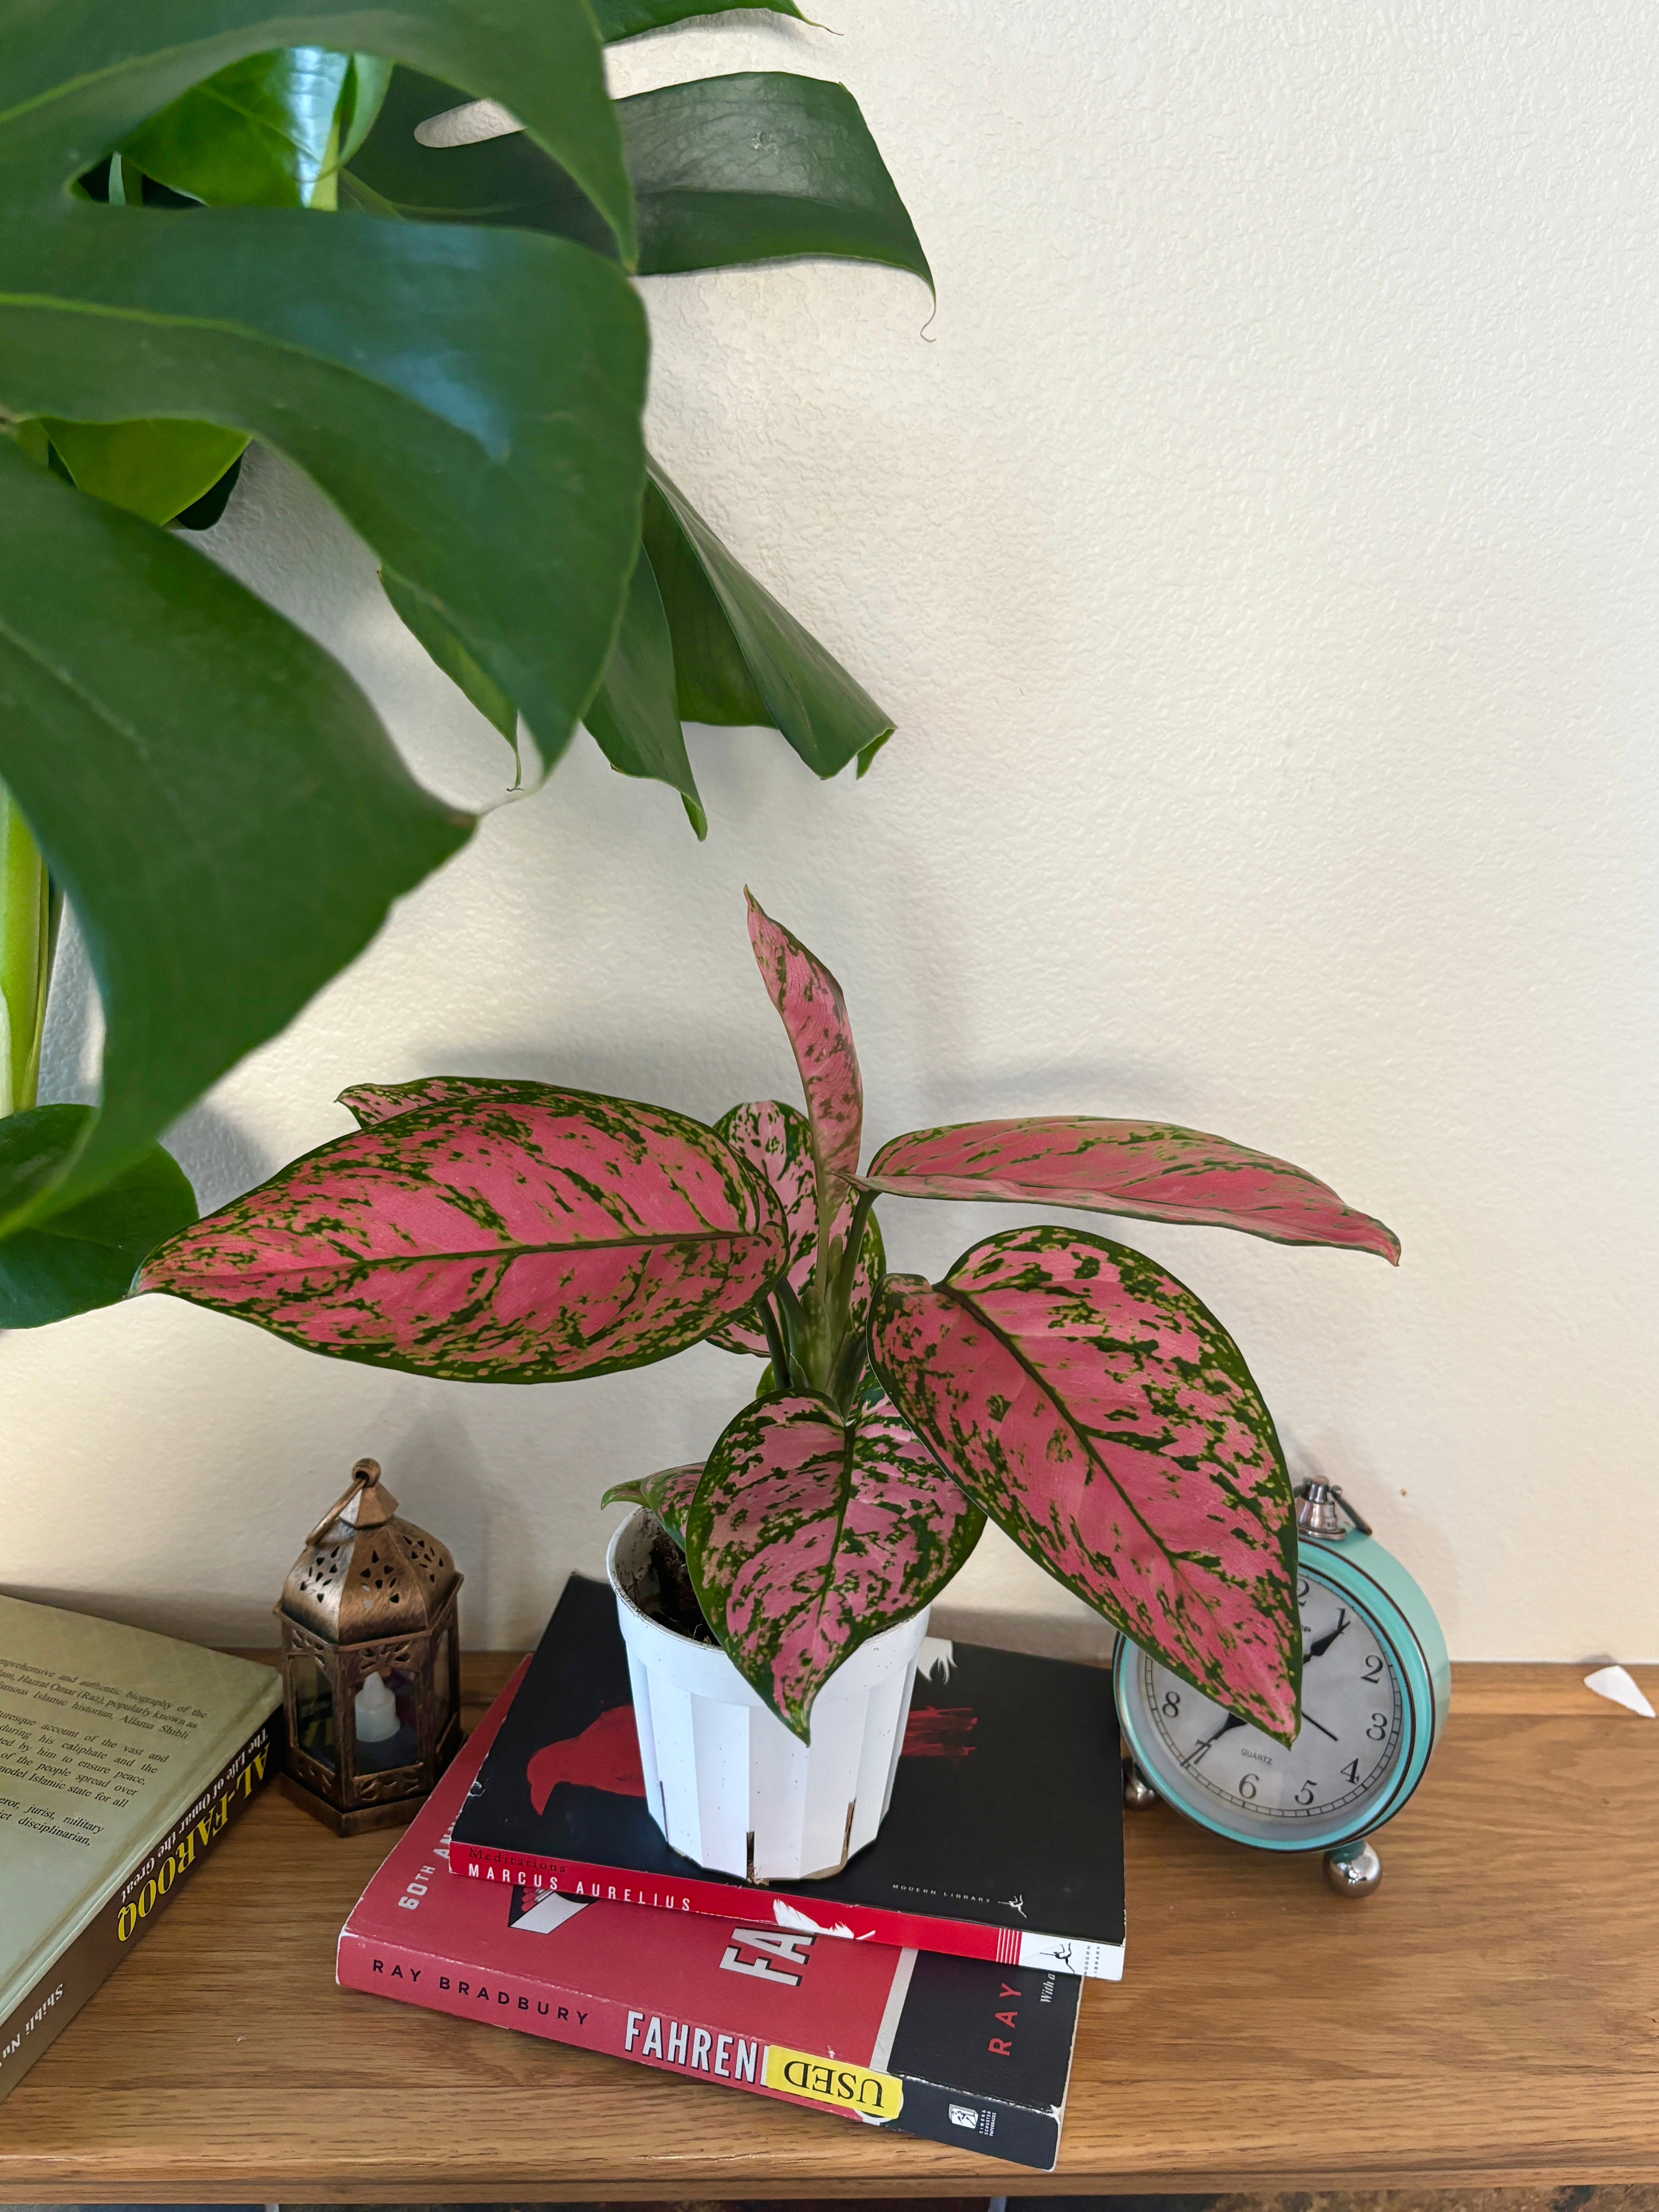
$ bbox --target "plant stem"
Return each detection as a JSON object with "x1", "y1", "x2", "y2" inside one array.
[
  {"x1": 757, "y1": 1296, "x2": 789, "y2": 1389},
  {"x1": 0, "y1": 784, "x2": 55, "y2": 1118}
]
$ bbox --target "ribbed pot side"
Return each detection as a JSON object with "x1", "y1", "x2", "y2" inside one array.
[{"x1": 606, "y1": 1510, "x2": 928, "y2": 1882}]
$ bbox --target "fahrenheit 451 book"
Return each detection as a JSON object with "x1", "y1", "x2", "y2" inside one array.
[
  {"x1": 339, "y1": 1660, "x2": 1083, "y2": 2170},
  {"x1": 448, "y1": 1576, "x2": 1125, "y2": 1980}
]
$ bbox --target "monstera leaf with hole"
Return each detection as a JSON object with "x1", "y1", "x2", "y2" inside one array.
[
  {"x1": 0, "y1": 0, "x2": 929, "y2": 1321},
  {"x1": 0, "y1": 0, "x2": 651, "y2": 1252},
  {"x1": 347, "y1": 60, "x2": 926, "y2": 819},
  {"x1": 685, "y1": 1391, "x2": 982, "y2": 1737},
  {"x1": 870, "y1": 1226, "x2": 1304, "y2": 1743}
]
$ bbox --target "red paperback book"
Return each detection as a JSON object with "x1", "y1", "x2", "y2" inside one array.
[
  {"x1": 338, "y1": 1660, "x2": 1083, "y2": 2170},
  {"x1": 448, "y1": 1577, "x2": 1125, "y2": 1980}
]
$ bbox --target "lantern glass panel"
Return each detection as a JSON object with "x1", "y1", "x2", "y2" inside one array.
[
  {"x1": 434, "y1": 1627, "x2": 451, "y2": 1715},
  {"x1": 291, "y1": 1651, "x2": 336, "y2": 1771},
  {"x1": 355, "y1": 1665, "x2": 421, "y2": 1772}
]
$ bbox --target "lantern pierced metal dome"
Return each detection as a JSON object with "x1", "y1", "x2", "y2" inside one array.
[{"x1": 280, "y1": 1458, "x2": 458, "y2": 1645}]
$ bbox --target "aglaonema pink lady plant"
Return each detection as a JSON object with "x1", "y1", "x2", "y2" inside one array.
[{"x1": 140, "y1": 895, "x2": 1400, "y2": 1757}]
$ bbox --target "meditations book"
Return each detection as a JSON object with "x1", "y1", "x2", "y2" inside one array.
[
  {"x1": 449, "y1": 1576, "x2": 1126, "y2": 1980},
  {"x1": 340, "y1": 1661, "x2": 1084, "y2": 2170},
  {"x1": 0, "y1": 1593, "x2": 282, "y2": 2104}
]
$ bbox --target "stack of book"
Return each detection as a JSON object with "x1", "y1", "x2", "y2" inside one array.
[{"x1": 339, "y1": 1575, "x2": 1125, "y2": 2170}]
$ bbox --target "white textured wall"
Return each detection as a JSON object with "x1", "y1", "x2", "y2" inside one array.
[{"x1": 6, "y1": 2, "x2": 1657, "y2": 1665}]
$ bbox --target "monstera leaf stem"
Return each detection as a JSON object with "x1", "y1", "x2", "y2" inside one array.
[{"x1": 0, "y1": 787, "x2": 55, "y2": 1119}]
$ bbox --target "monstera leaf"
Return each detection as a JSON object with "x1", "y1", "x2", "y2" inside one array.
[
  {"x1": 686, "y1": 1391, "x2": 982, "y2": 1737},
  {"x1": 349, "y1": 69, "x2": 930, "y2": 285},
  {"x1": 350, "y1": 67, "x2": 916, "y2": 812},
  {"x1": 0, "y1": 1107, "x2": 196, "y2": 1329},
  {"x1": 139, "y1": 1090, "x2": 788, "y2": 1381},
  {"x1": 601, "y1": 1462, "x2": 703, "y2": 1547},
  {"x1": 708, "y1": 1099, "x2": 882, "y2": 1357},
  {"x1": 870, "y1": 1225, "x2": 1303, "y2": 1742},
  {"x1": 648, "y1": 464, "x2": 894, "y2": 780},
  {"x1": 40, "y1": 419, "x2": 251, "y2": 529},
  {"x1": 0, "y1": 442, "x2": 472, "y2": 1232},
  {"x1": 594, "y1": 0, "x2": 804, "y2": 36},
  {"x1": 0, "y1": 0, "x2": 649, "y2": 1235},
  {"x1": 583, "y1": 544, "x2": 705, "y2": 833},
  {"x1": 860, "y1": 1119, "x2": 1401, "y2": 1262},
  {"x1": 120, "y1": 47, "x2": 360, "y2": 208}
]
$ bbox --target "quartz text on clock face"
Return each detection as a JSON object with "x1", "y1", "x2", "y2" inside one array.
[{"x1": 1138, "y1": 1573, "x2": 1405, "y2": 1822}]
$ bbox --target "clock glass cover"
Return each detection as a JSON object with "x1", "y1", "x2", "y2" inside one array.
[{"x1": 1125, "y1": 1568, "x2": 1408, "y2": 1844}]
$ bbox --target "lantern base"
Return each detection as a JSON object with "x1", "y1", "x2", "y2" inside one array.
[{"x1": 278, "y1": 1770, "x2": 424, "y2": 1837}]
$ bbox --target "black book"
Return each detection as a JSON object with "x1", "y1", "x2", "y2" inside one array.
[{"x1": 450, "y1": 1575, "x2": 1125, "y2": 1980}]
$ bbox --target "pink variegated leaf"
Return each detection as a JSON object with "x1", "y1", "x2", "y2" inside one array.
[
  {"x1": 707, "y1": 1099, "x2": 815, "y2": 1353},
  {"x1": 869, "y1": 1225, "x2": 1302, "y2": 1742},
  {"x1": 138, "y1": 1090, "x2": 788, "y2": 1382},
  {"x1": 601, "y1": 1462, "x2": 704, "y2": 1548},
  {"x1": 707, "y1": 1098, "x2": 883, "y2": 1356},
  {"x1": 686, "y1": 1391, "x2": 983, "y2": 1738},
  {"x1": 745, "y1": 891, "x2": 863, "y2": 1190},
  {"x1": 859, "y1": 1118, "x2": 1399, "y2": 1263},
  {"x1": 338, "y1": 1076, "x2": 536, "y2": 1128}
]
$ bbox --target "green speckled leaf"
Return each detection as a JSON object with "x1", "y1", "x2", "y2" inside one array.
[
  {"x1": 870, "y1": 1224, "x2": 1302, "y2": 1743},
  {"x1": 687, "y1": 1390, "x2": 982, "y2": 1738},
  {"x1": 139, "y1": 1088, "x2": 788, "y2": 1381},
  {"x1": 601, "y1": 1461, "x2": 702, "y2": 1547}
]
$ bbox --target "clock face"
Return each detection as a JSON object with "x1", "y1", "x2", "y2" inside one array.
[{"x1": 1129, "y1": 1568, "x2": 1406, "y2": 1832}]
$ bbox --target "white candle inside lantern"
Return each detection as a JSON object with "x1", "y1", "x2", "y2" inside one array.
[{"x1": 356, "y1": 1670, "x2": 399, "y2": 1743}]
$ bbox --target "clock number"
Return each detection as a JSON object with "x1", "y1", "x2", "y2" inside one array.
[
  {"x1": 1363, "y1": 1654, "x2": 1385, "y2": 1683},
  {"x1": 1341, "y1": 1758, "x2": 1360, "y2": 1785},
  {"x1": 1297, "y1": 1577, "x2": 1310, "y2": 1601},
  {"x1": 1239, "y1": 1772, "x2": 1258, "y2": 1802},
  {"x1": 1161, "y1": 1690, "x2": 1181, "y2": 1717},
  {"x1": 1295, "y1": 1779, "x2": 1316, "y2": 1806},
  {"x1": 1367, "y1": 1712, "x2": 1389, "y2": 1740}
]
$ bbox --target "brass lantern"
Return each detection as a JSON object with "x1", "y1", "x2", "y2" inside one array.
[{"x1": 276, "y1": 1458, "x2": 462, "y2": 1834}]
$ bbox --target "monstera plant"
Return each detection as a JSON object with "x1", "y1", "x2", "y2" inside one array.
[
  {"x1": 0, "y1": 0, "x2": 927, "y2": 1329},
  {"x1": 139, "y1": 896, "x2": 1401, "y2": 1744}
]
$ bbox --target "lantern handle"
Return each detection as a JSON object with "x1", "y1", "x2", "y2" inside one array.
[{"x1": 303, "y1": 1456, "x2": 400, "y2": 1546}]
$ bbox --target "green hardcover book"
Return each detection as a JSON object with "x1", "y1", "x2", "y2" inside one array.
[{"x1": 0, "y1": 1593, "x2": 282, "y2": 2104}]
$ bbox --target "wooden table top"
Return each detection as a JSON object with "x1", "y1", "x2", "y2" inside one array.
[{"x1": 0, "y1": 1652, "x2": 1654, "y2": 2202}]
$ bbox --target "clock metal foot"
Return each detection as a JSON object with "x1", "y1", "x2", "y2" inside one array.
[
  {"x1": 1123, "y1": 1760, "x2": 1158, "y2": 1809},
  {"x1": 1323, "y1": 1837, "x2": 1381, "y2": 1895}
]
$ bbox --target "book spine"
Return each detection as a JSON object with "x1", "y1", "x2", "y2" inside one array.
[
  {"x1": 338, "y1": 1924, "x2": 790, "y2": 2104},
  {"x1": 890, "y1": 2068, "x2": 1063, "y2": 2171},
  {"x1": 337, "y1": 1923, "x2": 1060, "y2": 2171},
  {"x1": 448, "y1": 1838, "x2": 1124, "y2": 1982},
  {"x1": 0, "y1": 1714, "x2": 278, "y2": 2109},
  {"x1": 448, "y1": 1837, "x2": 1005, "y2": 1965}
]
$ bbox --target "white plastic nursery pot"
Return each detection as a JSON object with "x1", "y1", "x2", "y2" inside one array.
[{"x1": 606, "y1": 1509, "x2": 929, "y2": 1882}]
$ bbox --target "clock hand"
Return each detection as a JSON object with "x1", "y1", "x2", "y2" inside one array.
[
  {"x1": 1301, "y1": 1711, "x2": 1339, "y2": 1742},
  {"x1": 1305, "y1": 1609, "x2": 1349, "y2": 1660},
  {"x1": 1183, "y1": 1711, "x2": 1248, "y2": 1764}
]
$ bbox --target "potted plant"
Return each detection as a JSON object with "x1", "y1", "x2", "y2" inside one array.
[
  {"x1": 0, "y1": 0, "x2": 926, "y2": 1329},
  {"x1": 139, "y1": 896, "x2": 1400, "y2": 1881}
]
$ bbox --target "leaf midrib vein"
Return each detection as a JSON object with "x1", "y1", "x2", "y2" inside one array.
[{"x1": 170, "y1": 1224, "x2": 766, "y2": 1276}]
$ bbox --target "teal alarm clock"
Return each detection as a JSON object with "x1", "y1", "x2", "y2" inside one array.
[{"x1": 1114, "y1": 1482, "x2": 1449, "y2": 1894}]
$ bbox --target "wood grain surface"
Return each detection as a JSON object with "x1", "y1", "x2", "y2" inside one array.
[{"x1": 1, "y1": 1656, "x2": 1655, "y2": 2201}]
